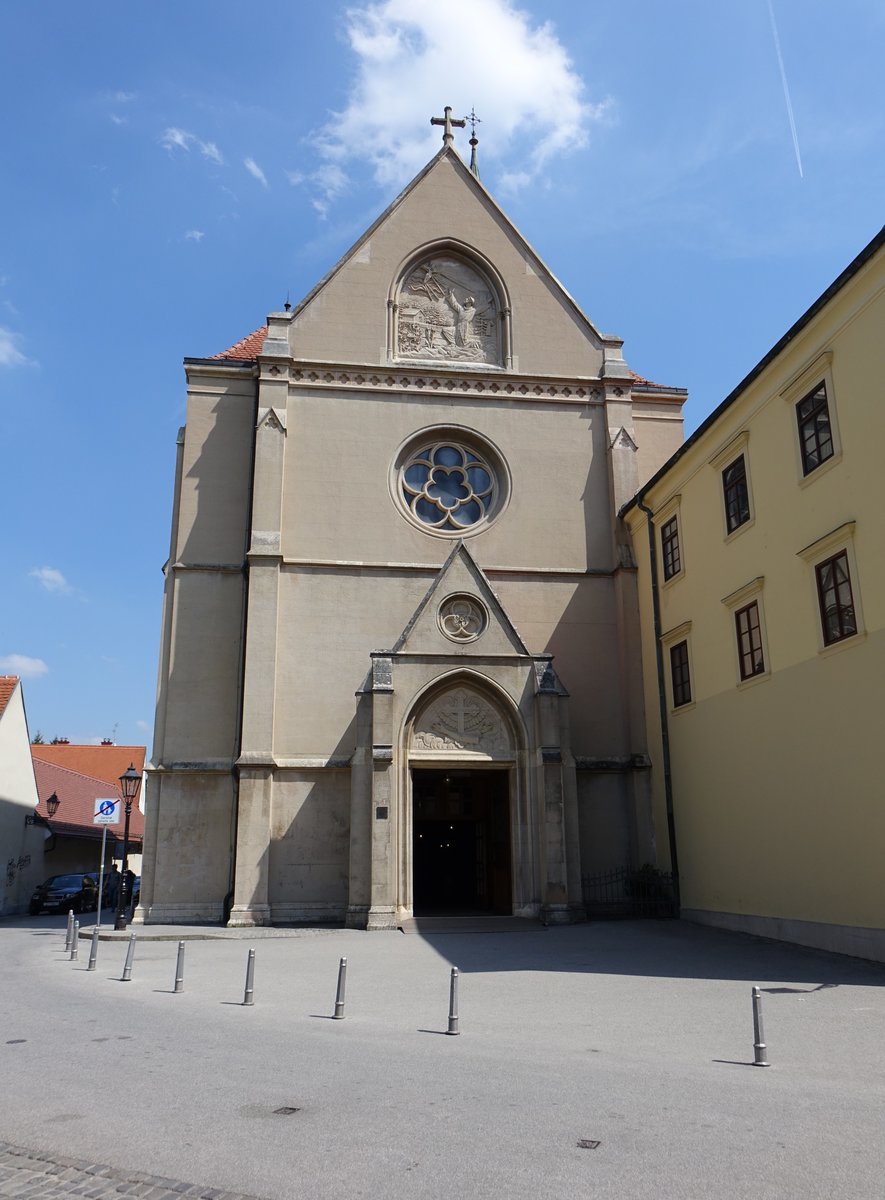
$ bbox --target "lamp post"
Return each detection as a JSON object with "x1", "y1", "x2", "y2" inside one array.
[{"x1": 114, "y1": 764, "x2": 142, "y2": 931}]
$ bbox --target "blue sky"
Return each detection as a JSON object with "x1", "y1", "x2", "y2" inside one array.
[{"x1": 2, "y1": 0, "x2": 883, "y2": 747}]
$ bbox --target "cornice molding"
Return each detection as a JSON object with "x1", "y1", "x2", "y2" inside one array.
[{"x1": 288, "y1": 362, "x2": 607, "y2": 405}]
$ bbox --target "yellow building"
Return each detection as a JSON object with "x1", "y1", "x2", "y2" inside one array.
[{"x1": 623, "y1": 225, "x2": 885, "y2": 962}]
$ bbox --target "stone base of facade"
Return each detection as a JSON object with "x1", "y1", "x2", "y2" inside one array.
[
  {"x1": 682, "y1": 907, "x2": 885, "y2": 964},
  {"x1": 366, "y1": 905, "x2": 398, "y2": 930},
  {"x1": 541, "y1": 903, "x2": 586, "y2": 926},
  {"x1": 136, "y1": 902, "x2": 225, "y2": 925},
  {"x1": 227, "y1": 904, "x2": 272, "y2": 928},
  {"x1": 270, "y1": 902, "x2": 346, "y2": 925}
]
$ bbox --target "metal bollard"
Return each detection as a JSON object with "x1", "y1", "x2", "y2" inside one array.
[
  {"x1": 121, "y1": 933, "x2": 136, "y2": 982},
  {"x1": 174, "y1": 941, "x2": 185, "y2": 993},
  {"x1": 87, "y1": 924, "x2": 100, "y2": 972},
  {"x1": 242, "y1": 948, "x2": 255, "y2": 1006},
  {"x1": 752, "y1": 986, "x2": 770, "y2": 1067},
  {"x1": 333, "y1": 957, "x2": 347, "y2": 1019},
  {"x1": 446, "y1": 966, "x2": 460, "y2": 1035},
  {"x1": 64, "y1": 909, "x2": 74, "y2": 953},
  {"x1": 69, "y1": 920, "x2": 80, "y2": 961}
]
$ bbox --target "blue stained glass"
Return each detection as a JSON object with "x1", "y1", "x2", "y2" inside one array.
[
  {"x1": 427, "y1": 467, "x2": 469, "y2": 508},
  {"x1": 466, "y1": 453, "x2": 480, "y2": 463},
  {"x1": 452, "y1": 500, "x2": 482, "y2": 526},
  {"x1": 432, "y1": 445, "x2": 463, "y2": 468},
  {"x1": 403, "y1": 463, "x2": 430, "y2": 490},
  {"x1": 415, "y1": 497, "x2": 445, "y2": 525},
  {"x1": 466, "y1": 467, "x2": 491, "y2": 494}
]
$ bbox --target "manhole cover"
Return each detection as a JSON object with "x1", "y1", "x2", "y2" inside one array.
[
  {"x1": 577, "y1": 1139, "x2": 601, "y2": 1150},
  {"x1": 273, "y1": 1106, "x2": 301, "y2": 1116}
]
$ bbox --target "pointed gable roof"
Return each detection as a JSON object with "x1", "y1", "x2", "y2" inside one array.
[
  {"x1": 288, "y1": 145, "x2": 610, "y2": 346},
  {"x1": 391, "y1": 540, "x2": 530, "y2": 657}
]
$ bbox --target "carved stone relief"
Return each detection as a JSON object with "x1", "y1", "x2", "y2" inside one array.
[
  {"x1": 396, "y1": 257, "x2": 499, "y2": 365},
  {"x1": 411, "y1": 688, "x2": 511, "y2": 755}
]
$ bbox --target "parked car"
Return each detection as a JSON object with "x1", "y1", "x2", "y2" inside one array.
[{"x1": 29, "y1": 873, "x2": 99, "y2": 915}]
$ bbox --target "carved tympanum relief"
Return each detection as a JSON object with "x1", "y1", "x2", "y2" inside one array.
[
  {"x1": 411, "y1": 688, "x2": 511, "y2": 755},
  {"x1": 396, "y1": 257, "x2": 499, "y2": 364},
  {"x1": 438, "y1": 595, "x2": 487, "y2": 642}
]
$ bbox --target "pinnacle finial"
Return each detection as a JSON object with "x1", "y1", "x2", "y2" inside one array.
[{"x1": 464, "y1": 108, "x2": 481, "y2": 179}]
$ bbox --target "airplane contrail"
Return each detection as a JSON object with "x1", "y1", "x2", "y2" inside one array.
[{"x1": 768, "y1": 0, "x2": 804, "y2": 178}]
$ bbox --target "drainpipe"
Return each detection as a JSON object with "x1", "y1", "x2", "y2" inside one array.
[{"x1": 638, "y1": 500, "x2": 680, "y2": 912}]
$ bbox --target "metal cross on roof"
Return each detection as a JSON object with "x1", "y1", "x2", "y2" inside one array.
[
  {"x1": 464, "y1": 107, "x2": 481, "y2": 136},
  {"x1": 431, "y1": 106, "x2": 466, "y2": 146}
]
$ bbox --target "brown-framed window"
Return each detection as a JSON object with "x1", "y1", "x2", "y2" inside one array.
[
  {"x1": 722, "y1": 455, "x2": 750, "y2": 533},
  {"x1": 735, "y1": 601, "x2": 765, "y2": 679},
  {"x1": 796, "y1": 382, "x2": 834, "y2": 476},
  {"x1": 815, "y1": 550, "x2": 857, "y2": 645},
  {"x1": 661, "y1": 516, "x2": 681, "y2": 581},
  {"x1": 669, "y1": 640, "x2": 692, "y2": 707}
]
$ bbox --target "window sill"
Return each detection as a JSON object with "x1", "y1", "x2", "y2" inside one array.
[
  {"x1": 736, "y1": 669, "x2": 771, "y2": 692},
  {"x1": 798, "y1": 450, "x2": 842, "y2": 490},
  {"x1": 661, "y1": 569, "x2": 685, "y2": 591},
  {"x1": 670, "y1": 700, "x2": 696, "y2": 715},
  {"x1": 724, "y1": 516, "x2": 755, "y2": 545},
  {"x1": 818, "y1": 629, "x2": 866, "y2": 659}
]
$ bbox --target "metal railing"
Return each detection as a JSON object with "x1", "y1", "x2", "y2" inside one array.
[{"x1": 582, "y1": 865, "x2": 676, "y2": 919}]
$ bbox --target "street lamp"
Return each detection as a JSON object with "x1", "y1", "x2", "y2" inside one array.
[
  {"x1": 114, "y1": 764, "x2": 142, "y2": 931},
  {"x1": 26, "y1": 792, "x2": 61, "y2": 826}
]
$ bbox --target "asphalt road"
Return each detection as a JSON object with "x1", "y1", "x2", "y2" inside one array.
[{"x1": 2, "y1": 916, "x2": 884, "y2": 1199}]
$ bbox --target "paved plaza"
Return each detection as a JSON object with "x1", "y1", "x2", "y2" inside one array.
[{"x1": 1, "y1": 916, "x2": 884, "y2": 1199}]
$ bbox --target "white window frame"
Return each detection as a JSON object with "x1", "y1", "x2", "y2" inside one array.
[
  {"x1": 780, "y1": 351, "x2": 842, "y2": 487},
  {"x1": 661, "y1": 620, "x2": 695, "y2": 713},
  {"x1": 721, "y1": 576, "x2": 771, "y2": 689},
  {"x1": 796, "y1": 521, "x2": 865, "y2": 655},
  {"x1": 656, "y1": 493, "x2": 684, "y2": 587},
  {"x1": 709, "y1": 430, "x2": 755, "y2": 541}
]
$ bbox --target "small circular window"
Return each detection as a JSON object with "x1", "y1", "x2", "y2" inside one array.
[
  {"x1": 394, "y1": 429, "x2": 508, "y2": 536},
  {"x1": 439, "y1": 595, "x2": 487, "y2": 642}
]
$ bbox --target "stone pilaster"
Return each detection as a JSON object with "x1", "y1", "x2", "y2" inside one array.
[{"x1": 230, "y1": 338, "x2": 288, "y2": 926}]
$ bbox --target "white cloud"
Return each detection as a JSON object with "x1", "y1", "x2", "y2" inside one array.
[
  {"x1": 162, "y1": 129, "x2": 225, "y2": 168},
  {"x1": 244, "y1": 157, "x2": 268, "y2": 188},
  {"x1": 185, "y1": 230, "x2": 205, "y2": 242},
  {"x1": 0, "y1": 326, "x2": 32, "y2": 367},
  {"x1": 161, "y1": 127, "x2": 194, "y2": 152},
  {"x1": 110, "y1": 113, "x2": 127, "y2": 126},
  {"x1": 29, "y1": 567, "x2": 72, "y2": 594},
  {"x1": 309, "y1": 0, "x2": 606, "y2": 205},
  {"x1": 136, "y1": 719, "x2": 150, "y2": 732},
  {"x1": 0, "y1": 654, "x2": 48, "y2": 679},
  {"x1": 113, "y1": 91, "x2": 136, "y2": 103}
]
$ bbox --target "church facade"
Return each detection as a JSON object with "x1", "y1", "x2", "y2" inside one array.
[{"x1": 137, "y1": 133, "x2": 685, "y2": 928}]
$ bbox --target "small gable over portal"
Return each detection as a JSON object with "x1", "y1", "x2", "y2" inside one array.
[{"x1": 392, "y1": 541, "x2": 529, "y2": 658}]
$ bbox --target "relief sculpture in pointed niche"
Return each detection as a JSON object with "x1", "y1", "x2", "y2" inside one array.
[
  {"x1": 396, "y1": 257, "x2": 499, "y2": 365},
  {"x1": 411, "y1": 688, "x2": 511, "y2": 755}
]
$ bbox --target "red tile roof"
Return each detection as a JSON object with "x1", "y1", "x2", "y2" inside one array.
[
  {"x1": 32, "y1": 758, "x2": 145, "y2": 844},
  {"x1": 213, "y1": 326, "x2": 267, "y2": 360},
  {"x1": 31, "y1": 743, "x2": 146, "y2": 789},
  {"x1": 0, "y1": 675, "x2": 18, "y2": 719}
]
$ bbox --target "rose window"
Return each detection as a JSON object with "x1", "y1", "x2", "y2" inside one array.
[
  {"x1": 439, "y1": 596, "x2": 487, "y2": 642},
  {"x1": 401, "y1": 443, "x2": 495, "y2": 531}
]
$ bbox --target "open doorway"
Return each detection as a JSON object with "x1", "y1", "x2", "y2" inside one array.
[{"x1": 411, "y1": 768, "x2": 512, "y2": 914}]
